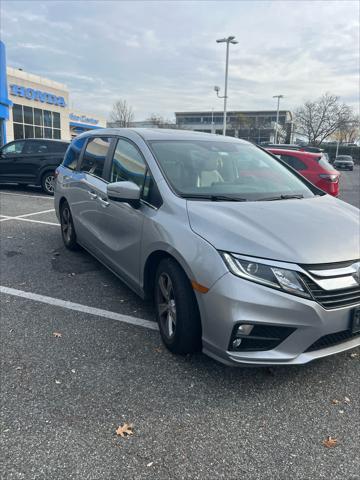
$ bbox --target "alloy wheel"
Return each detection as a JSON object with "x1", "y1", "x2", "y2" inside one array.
[
  {"x1": 44, "y1": 175, "x2": 55, "y2": 194},
  {"x1": 157, "y1": 272, "x2": 177, "y2": 339},
  {"x1": 61, "y1": 206, "x2": 72, "y2": 244}
]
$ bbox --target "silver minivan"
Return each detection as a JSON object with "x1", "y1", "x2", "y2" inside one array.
[{"x1": 55, "y1": 129, "x2": 360, "y2": 366}]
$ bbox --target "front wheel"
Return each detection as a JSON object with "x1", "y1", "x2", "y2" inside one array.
[
  {"x1": 41, "y1": 172, "x2": 55, "y2": 195},
  {"x1": 60, "y1": 201, "x2": 78, "y2": 250},
  {"x1": 155, "y1": 258, "x2": 202, "y2": 354}
]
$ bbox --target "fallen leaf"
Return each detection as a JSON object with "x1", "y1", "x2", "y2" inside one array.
[
  {"x1": 350, "y1": 352, "x2": 359, "y2": 358},
  {"x1": 323, "y1": 436, "x2": 337, "y2": 448},
  {"x1": 331, "y1": 399, "x2": 340, "y2": 405},
  {"x1": 344, "y1": 396, "x2": 351, "y2": 404},
  {"x1": 154, "y1": 347, "x2": 162, "y2": 353},
  {"x1": 53, "y1": 332, "x2": 62, "y2": 338},
  {"x1": 116, "y1": 423, "x2": 134, "y2": 437}
]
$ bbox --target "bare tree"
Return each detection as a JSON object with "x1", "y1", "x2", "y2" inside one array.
[
  {"x1": 294, "y1": 93, "x2": 352, "y2": 146},
  {"x1": 147, "y1": 113, "x2": 165, "y2": 127},
  {"x1": 334, "y1": 115, "x2": 360, "y2": 144},
  {"x1": 109, "y1": 99, "x2": 134, "y2": 127},
  {"x1": 147, "y1": 113, "x2": 177, "y2": 129}
]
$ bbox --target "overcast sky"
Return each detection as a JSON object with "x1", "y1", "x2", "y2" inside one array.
[{"x1": 1, "y1": 0, "x2": 359, "y2": 121}]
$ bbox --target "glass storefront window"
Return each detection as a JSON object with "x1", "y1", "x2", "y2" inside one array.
[
  {"x1": 14, "y1": 123, "x2": 24, "y2": 139},
  {"x1": 13, "y1": 104, "x2": 23, "y2": 123},
  {"x1": 44, "y1": 128, "x2": 52, "y2": 138},
  {"x1": 53, "y1": 112, "x2": 60, "y2": 129},
  {"x1": 24, "y1": 125, "x2": 34, "y2": 138},
  {"x1": 43, "y1": 111, "x2": 52, "y2": 127},
  {"x1": 34, "y1": 108, "x2": 43, "y2": 126},
  {"x1": 24, "y1": 106, "x2": 34, "y2": 125},
  {"x1": 12, "y1": 104, "x2": 62, "y2": 140},
  {"x1": 35, "y1": 127, "x2": 43, "y2": 138}
]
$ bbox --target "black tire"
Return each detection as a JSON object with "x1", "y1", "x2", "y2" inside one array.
[
  {"x1": 60, "y1": 201, "x2": 79, "y2": 250},
  {"x1": 154, "y1": 258, "x2": 202, "y2": 354},
  {"x1": 41, "y1": 171, "x2": 55, "y2": 195}
]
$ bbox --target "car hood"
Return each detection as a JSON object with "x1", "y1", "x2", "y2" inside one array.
[{"x1": 187, "y1": 196, "x2": 360, "y2": 264}]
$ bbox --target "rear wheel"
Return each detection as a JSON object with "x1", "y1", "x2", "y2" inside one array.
[
  {"x1": 60, "y1": 201, "x2": 78, "y2": 250},
  {"x1": 154, "y1": 258, "x2": 201, "y2": 354},
  {"x1": 41, "y1": 172, "x2": 55, "y2": 195}
]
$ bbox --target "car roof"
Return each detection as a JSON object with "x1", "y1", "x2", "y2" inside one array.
[
  {"x1": 15, "y1": 138, "x2": 69, "y2": 144},
  {"x1": 78, "y1": 128, "x2": 249, "y2": 144},
  {"x1": 266, "y1": 148, "x2": 320, "y2": 158}
]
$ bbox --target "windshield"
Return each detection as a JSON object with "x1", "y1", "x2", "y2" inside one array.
[{"x1": 149, "y1": 140, "x2": 316, "y2": 201}]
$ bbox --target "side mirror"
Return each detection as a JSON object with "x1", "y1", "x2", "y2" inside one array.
[{"x1": 107, "y1": 181, "x2": 141, "y2": 207}]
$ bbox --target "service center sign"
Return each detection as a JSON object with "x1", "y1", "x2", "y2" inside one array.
[{"x1": 10, "y1": 84, "x2": 66, "y2": 107}]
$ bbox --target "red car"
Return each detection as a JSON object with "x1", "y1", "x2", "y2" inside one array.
[{"x1": 266, "y1": 148, "x2": 340, "y2": 197}]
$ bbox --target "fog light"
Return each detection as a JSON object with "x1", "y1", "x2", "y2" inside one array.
[
  {"x1": 236, "y1": 324, "x2": 254, "y2": 336},
  {"x1": 232, "y1": 338, "x2": 242, "y2": 349}
]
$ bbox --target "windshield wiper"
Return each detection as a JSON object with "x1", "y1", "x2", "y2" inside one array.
[
  {"x1": 257, "y1": 194, "x2": 304, "y2": 201},
  {"x1": 182, "y1": 194, "x2": 248, "y2": 202}
]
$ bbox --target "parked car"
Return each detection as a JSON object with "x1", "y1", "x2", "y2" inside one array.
[
  {"x1": 333, "y1": 155, "x2": 354, "y2": 171},
  {"x1": 55, "y1": 129, "x2": 360, "y2": 366},
  {"x1": 266, "y1": 148, "x2": 340, "y2": 196},
  {"x1": 0, "y1": 138, "x2": 69, "y2": 194}
]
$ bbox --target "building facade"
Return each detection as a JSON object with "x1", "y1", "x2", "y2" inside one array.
[
  {"x1": 0, "y1": 41, "x2": 106, "y2": 146},
  {"x1": 175, "y1": 110, "x2": 293, "y2": 143}
]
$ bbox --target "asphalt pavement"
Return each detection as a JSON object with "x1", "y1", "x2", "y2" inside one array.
[{"x1": 1, "y1": 168, "x2": 359, "y2": 480}]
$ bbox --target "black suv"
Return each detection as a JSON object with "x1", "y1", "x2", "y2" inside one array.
[{"x1": 0, "y1": 138, "x2": 69, "y2": 194}]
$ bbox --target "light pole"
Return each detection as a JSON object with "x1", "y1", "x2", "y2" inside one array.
[
  {"x1": 273, "y1": 94, "x2": 284, "y2": 144},
  {"x1": 215, "y1": 36, "x2": 238, "y2": 136}
]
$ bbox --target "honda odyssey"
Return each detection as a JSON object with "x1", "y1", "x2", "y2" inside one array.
[{"x1": 55, "y1": 129, "x2": 360, "y2": 366}]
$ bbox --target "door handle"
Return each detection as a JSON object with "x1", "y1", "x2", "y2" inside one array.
[
  {"x1": 98, "y1": 197, "x2": 110, "y2": 208},
  {"x1": 88, "y1": 191, "x2": 97, "y2": 199}
]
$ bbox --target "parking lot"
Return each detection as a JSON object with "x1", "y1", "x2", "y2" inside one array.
[{"x1": 1, "y1": 167, "x2": 359, "y2": 480}]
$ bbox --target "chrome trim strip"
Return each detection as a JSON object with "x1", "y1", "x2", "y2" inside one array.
[
  {"x1": 309, "y1": 265, "x2": 358, "y2": 278},
  {"x1": 313, "y1": 276, "x2": 358, "y2": 291}
]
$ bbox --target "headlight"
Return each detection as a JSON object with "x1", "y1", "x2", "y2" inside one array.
[{"x1": 221, "y1": 252, "x2": 310, "y2": 298}]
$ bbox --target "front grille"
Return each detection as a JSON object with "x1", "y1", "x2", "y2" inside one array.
[
  {"x1": 302, "y1": 278, "x2": 360, "y2": 309},
  {"x1": 306, "y1": 330, "x2": 360, "y2": 352},
  {"x1": 229, "y1": 324, "x2": 295, "y2": 352}
]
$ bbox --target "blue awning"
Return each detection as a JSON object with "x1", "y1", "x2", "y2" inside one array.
[{"x1": 69, "y1": 121, "x2": 103, "y2": 130}]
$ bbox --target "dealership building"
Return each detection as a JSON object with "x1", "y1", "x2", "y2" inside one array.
[
  {"x1": 175, "y1": 110, "x2": 293, "y2": 143},
  {"x1": 0, "y1": 41, "x2": 106, "y2": 146}
]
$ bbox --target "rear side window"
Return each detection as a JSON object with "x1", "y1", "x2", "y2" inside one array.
[
  {"x1": 280, "y1": 154, "x2": 307, "y2": 171},
  {"x1": 62, "y1": 136, "x2": 87, "y2": 171},
  {"x1": 49, "y1": 142, "x2": 69, "y2": 153},
  {"x1": 318, "y1": 155, "x2": 334, "y2": 171},
  {"x1": 23, "y1": 141, "x2": 49, "y2": 154},
  {"x1": 80, "y1": 137, "x2": 112, "y2": 179}
]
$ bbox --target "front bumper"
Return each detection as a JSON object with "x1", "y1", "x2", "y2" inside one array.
[{"x1": 198, "y1": 272, "x2": 360, "y2": 366}]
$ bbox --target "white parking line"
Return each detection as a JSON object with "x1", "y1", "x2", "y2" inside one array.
[
  {"x1": 17, "y1": 209, "x2": 55, "y2": 218},
  {"x1": 0, "y1": 209, "x2": 57, "y2": 225},
  {"x1": 0, "y1": 191, "x2": 53, "y2": 200},
  {"x1": 11, "y1": 217, "x2": 59, "y2": 226},
  {"x1": 0, "y1": 285, "x2": 159, "y2": 331}
]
